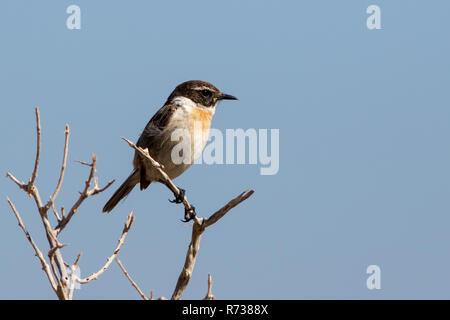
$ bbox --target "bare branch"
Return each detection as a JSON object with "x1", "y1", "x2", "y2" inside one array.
[
  {"x1": 171, "y1": 189, "x2": 254, "y2": 300},
  {"x1": 90, "y1": 177, "x2": 116, "y2": 196},
  {"x1": 5, "y1": 172, "x2": 26, "y2": 189},
  {"x1": 68, "y1": 253, "x2": 82, "y2": 300},
  {"x1": 121, "y1": 136, "x2": 254, "y2": 300},
  {"x1": 50, "y1": 202, "x2": 61, "y2": 222},
  {"x1": 205, "y1": 190, "x2": 254, "y2": 228},
  {"x1": 56, "y1": 154, "x2": 114, "y2": 234},
  {"x1": 6, "y1": 197, "x2": 58, "y2": 293},
  {"x1": 74, "y1": 159, "x2": 92, "y2": 166},
  {"x1": 203, "y1": 274, "x2": 215, "y2": 300},
  {"x1": 27, "y1": 107, "x2": 41, "y2": 194},
  {"x1": 9, "y1": 107, "x2": 254, "y2": 300},
  {"x1": 8, "y1": 165, "x2": 69, "y2": 297},
  {"x1": 77, "y1": 212, "x2": 135, "y2": 284},
  {"x1": 48, "y1": 243, "x2": 67, "y2": 260},
  {"x1": 6, "y1": 109, "x2": 133, "y2": 300},
  {"x1": 55, "y1": 154, "x2": 96, "y2": 232},
  {"x1": 115, "y1": 258, "x2": 149, "y2": 300},
  {"x1": 46, "y1": 124, "x2": 70, "y2": 213}
]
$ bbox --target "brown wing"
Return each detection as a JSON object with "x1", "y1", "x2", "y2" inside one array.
[
  {"x1": 134, "y1": 103, "x2": 179, "y2": 189},
  {"x1": 136, "y1": 103, "x2": 178, "y2": 150}
]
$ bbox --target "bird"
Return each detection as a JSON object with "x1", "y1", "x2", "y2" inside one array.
[{"x1": 102, "y1": 80, "x2": 238, "y2": 219}]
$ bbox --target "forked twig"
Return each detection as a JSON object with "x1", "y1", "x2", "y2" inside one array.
[
  {"x1": 55, "y1": 154, "x2": 115, "y2": 234},
  {"x1": 6, "y1": 197, "x2": 58, "y2": 293},
  {"x1": 6, "y1": 108, "x2": 132, "y2": 300},
  {"x1": 171, "y1": 190, "x2": 254, "y2": 300},
  {"x1": 119, "y1": 137, "x2": 254, "y2": 300},
  {"x1": 68, "y1": 253, "x2": 82, "y2": 300},
  {"x1": 77, "y1": 213, "x2": 135, "y2": 284}
]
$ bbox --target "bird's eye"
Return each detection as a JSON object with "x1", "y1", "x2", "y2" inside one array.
[{"x1": 201, "y1": 89, "x2": 211, "y2": 97}]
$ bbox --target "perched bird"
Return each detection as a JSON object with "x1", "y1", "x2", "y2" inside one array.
[{"x1": 102, "y1": 80, "x2": 238, "y2": 217}]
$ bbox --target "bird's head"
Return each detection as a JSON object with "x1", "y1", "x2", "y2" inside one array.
[{"x1": 166, "y1": 80, "x2": 237, "y2": 110}]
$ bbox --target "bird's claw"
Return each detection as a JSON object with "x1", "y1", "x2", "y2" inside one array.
[
  {"x1": 168, "y1": 187, "x2": 196, "y2": 222},
  {"x1": 181, "y1": 206, "x2": 196, "y2": 223},
  {"x1": 169, "y1": 188, "x2": 185, "y2": 204}
]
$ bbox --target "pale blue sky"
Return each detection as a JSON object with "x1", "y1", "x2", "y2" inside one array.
[{"x1": 1, "y1": 0, "x2": 450, "y2": 299}]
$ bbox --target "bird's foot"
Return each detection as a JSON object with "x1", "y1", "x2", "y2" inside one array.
[
  {"x1": 168, "y1": 187, "x2": 196, "y2": 222},
  {"x1": 169, "y1": 188, "x2": 186, "y2": 204},
  {"x1": 181, "y1": 205, "x2": 196, "y2": 223}
]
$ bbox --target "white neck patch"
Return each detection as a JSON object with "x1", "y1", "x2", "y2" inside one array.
[
  {"x1": 171, "y1": 96, "x2": 216, "y2": 115},
  {"x1": 171, "y1": 96, "x2": 197, "y2": 109}
]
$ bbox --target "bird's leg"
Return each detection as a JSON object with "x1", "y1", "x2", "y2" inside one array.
[
  {"x1": 169, "y1": 187, "x2": 185, "y2": 204},
  {"x1": 167, "y1": 186, "x2": 197, "y2": 222},
  {"x1": 182, "y1": 205, "x2": 196, "y2": 223}
]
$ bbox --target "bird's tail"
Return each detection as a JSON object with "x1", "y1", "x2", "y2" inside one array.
[{"x1": 103, "y1": 170, "x2": 140, "y2": 213}]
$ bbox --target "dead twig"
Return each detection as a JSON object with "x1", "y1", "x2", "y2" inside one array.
[
  {"x1": 6, "y1": 109, "x2": 70, "y2": 299},
  {"x1": 27, "y1": 107, "x2": 41, "y2": 195},
  {"x1": 6, "y1": 197, "x2": 58, "y2": 293},
  {"x1": 6, "y1": 108, "x2": 131, "y2": 300},
  {"x1": 68, "y1": 253, "x2": 82, "y2": 300},
  {"x1": 115, "y1": 257, "x2": 149, "y2": 300},
  {"x1": 55, "y1": 154, "x2": 115, "y2": 234},
  {"x1": 171, "y1": 190, "x2": 254, "y2": 300},
  {"x1": 77, "y1": 212, "x2": 135, "y2": 284},
  {"x1": 203, "y1": 274, "x2": 215, "y2": 300},
  {"x1": 46, "y1": 124, "x2": 70, "y2": 219},
  {"x1": 119, "y1": 136, "x2": 254, "y2": 300}
]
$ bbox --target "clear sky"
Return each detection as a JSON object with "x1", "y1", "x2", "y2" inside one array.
[{"x1": 1, "y1": 0, "x2": 450, "y2": 299}]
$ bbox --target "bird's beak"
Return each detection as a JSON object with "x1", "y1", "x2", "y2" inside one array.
[{"x1": 219, "y1": 93, "x2": 238, "y2": 100}]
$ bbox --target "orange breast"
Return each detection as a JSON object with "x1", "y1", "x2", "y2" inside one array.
[{"x1": 190, "y1": 107, "x2": 213, "y2": 132}]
